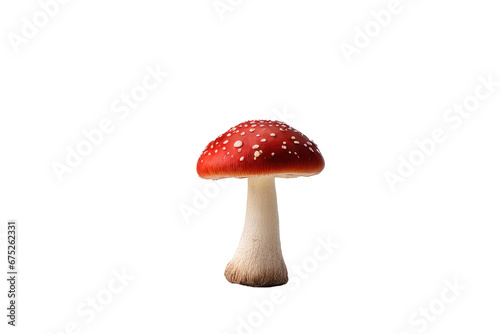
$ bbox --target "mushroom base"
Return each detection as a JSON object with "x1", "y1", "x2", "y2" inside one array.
[
  {"x1": 225, "y1": 176, "x2": 288, "y2": 287},
  {"x1": 225, "y1": 257, "x2": 288, "y2": 287}
]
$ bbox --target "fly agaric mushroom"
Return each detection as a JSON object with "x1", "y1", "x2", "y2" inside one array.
[{"x1": 197, "y1": 120, "x2": 325, "y2": 287}]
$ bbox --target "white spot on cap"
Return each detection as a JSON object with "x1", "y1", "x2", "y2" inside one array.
[
  {"x1": 283, "y1": 141, "x2": 286, "y2": 144},
  {"x1": 271, "y1": 152, "x2": 275, "y2": 156},
  {"x1": 227, "y1": 133, "x2": 231, "y2": 137},
  {"x1": 270, "y1": 133, "x2": 276, "y2": 137},
  {"x1": 260, "y1": 139, "x2": 266, "y2": 142},
  {"x1": 239, "y1": 157, "x2": 244, "y2": 161},
  {"x1": 233, "y1": 140, "x2": 243, "y2": 148},
  {"x1": 291, "y1": 136, "x2": 296, "y2": 139},
  {"x1": 223, "y1": 140, "x2": 229, "y2": 144},
  {"x1": 281, "y1": 145, "x2": 287, "y2": 150},
  {"x1": 254, "y1": 151, "x2": 260, "y2": 157},
  {"x1": 252, "y1": 144, "x2": 260, "y2": 149},
  {"x1": 309, "y1": 147, "x2": 314, "y2": 152},
  {"x1": 241, "y1": 132, "x2": 245, "y2": 135},
  {"x1": 223, "y1": 147, "x2": 226, "y2": 150},
  {"x1": 294, "y1": 141, "x2": 300, "y2": 144},
  {"x1": 249, "y1": 128, "x2": 255, "y2": 132}
]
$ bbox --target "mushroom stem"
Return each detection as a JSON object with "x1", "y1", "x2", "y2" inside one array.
[{"x1": 225, "y1": 176, "x2": 288, "y2": 287}]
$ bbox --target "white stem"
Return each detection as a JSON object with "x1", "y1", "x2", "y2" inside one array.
[{"x1": 225, "y1": 176, "x2": 288, "y2": 287}]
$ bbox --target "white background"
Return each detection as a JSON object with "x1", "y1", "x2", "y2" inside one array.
[{"x1": 1, "y1": 0, "x2": 500, "y2": 333}]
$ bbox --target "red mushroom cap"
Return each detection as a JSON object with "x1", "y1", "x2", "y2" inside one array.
[{"x1": 197, "y1": 120, "x2": 325, "y2": 179}]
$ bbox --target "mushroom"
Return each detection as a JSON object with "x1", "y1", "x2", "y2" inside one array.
[{"x1": 197, "y1": 120, "x2": 325, "y2": 287}]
